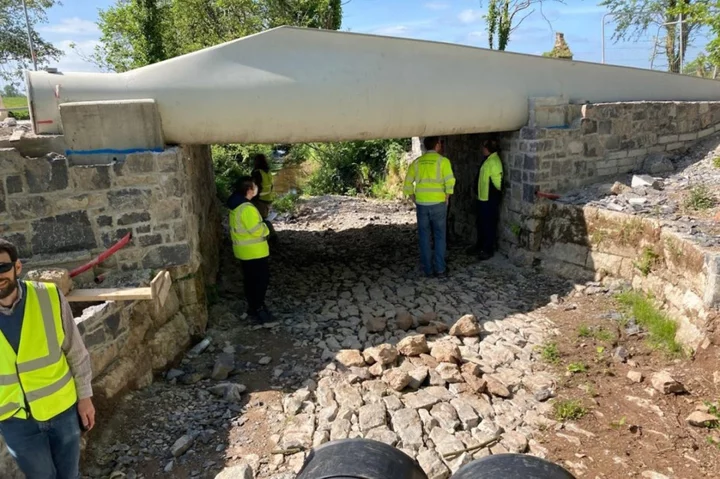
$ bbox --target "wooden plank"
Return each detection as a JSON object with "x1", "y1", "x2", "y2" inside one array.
[{"x1": 66, "y1": 287, "x2": 153, "y2": 302}]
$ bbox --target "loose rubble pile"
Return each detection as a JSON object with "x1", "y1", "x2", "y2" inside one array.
[
  {"x1": 82, "y1": 196, "x2": 574, "y2": 479},
  {"x1": 558, "y1": 136, "x2": 720, "y2": 249}
]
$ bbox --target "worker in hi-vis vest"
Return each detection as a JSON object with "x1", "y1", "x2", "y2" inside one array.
[
  {"x1": 469, "y1": 138, "x2": 504, "y2": 260},
  {"x1": 403, "y1": 136, "x2": 456, "y2": 278},
  {"x1": 251, "y1": 153, "x2": 278, "y2": 245},
  {"x1": 227, "y1": 176, "x2": 274, "y2": 323},
  {"x1": 0, "y1": 238, "x2": 95, "y2": 479}
]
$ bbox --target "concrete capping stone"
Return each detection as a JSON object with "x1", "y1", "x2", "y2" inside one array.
[
  {"x1": 678, "y1": 132, "x2": 698, "y2": 142},
  {"x1": 658, "y1": 134, "x2": 679, "y2": 144},
  {"x1": 697, "y1": 126, "x2": 716, "y2": 139},
  {"x1": 665, "y1": 142, "x2": 685, "y2": 151}
]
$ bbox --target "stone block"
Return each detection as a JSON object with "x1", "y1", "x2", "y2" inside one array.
[
  {"x1": 97, "y1": 215, "x2": 113, "y2": 227},
  {"x1": 2, "y1": 233, "x2": 30, "y2": 258},
  {"x1": 678, "y1": 132, "x2": 698, "y2": 142},
  {"x1": 586, "y1": 251, "x2": 622, "y2": 276},
  {"x1": 6, "y1": 176, "x2": 22, "y2": 195},
  {"x1": 120, "y1": 153, "x2": 156, "y2": 174},
  {"x1": 94, "y1": 356, "x2": 143, "y2": 400},
  {"x1": 31, "y1": 211, "x2": 96, "y2": 254},
  {"x1": 117, "y1": 211, "x2": 151, "y2": 226},
  {"x1": 147, "y1": 312, "x2": 191, "y2": 370},
  {"x1": 0, "y1": 181, "x2": 4, "y2": 214},
  {"x1": 155, "y1": 150, "x2": 179, "y2": 173},
  {"x1": 544, "y1": 242, "x2": 589, "y2": 266},
  {"x1": 24, "y1": 268, "x2": 73, "y2": 295},
  {"x1": 107, "y1": 188, "x2": 152, "y2": 210},
  {"x1": 24, "y1": 155, "x2": 68, "y2": 193},
  {"x1": 60, "y1": 99, "x2": 164, "y2": 155},
  {"x1": 598, "y1": 120, "x2": 612, "y2": 135},
  {"x1": 153, "y1": 198, "x2": 183, "y2": 222},
  {"x1": 69, "y1": 166, "x2": 111, "y2": 190},
  {"x1": 698, "y1": 126, "x2": 716, "y2": 139},
  {"x1": 138, "y1": 234, "x2": 163, "y2": 247},
  {"x1": 665, "y1": 142, "x2": 685, "y2": 151},
  {"x1": 101, "y1": 228, "x2": 133, "y2": 248},
  {"x1": 142, "y1": 243, "x2": 192, "y2": 269},
  {"x1": 658, "y1": 134, "x2": 678, "y2": 144}
]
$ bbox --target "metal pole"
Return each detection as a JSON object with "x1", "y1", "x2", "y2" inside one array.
[
  {"x1": 21, "y1": 0, "x2": 38, "y2": 71},
  {"x1": 679, "y1": 12, "x2": 683, "y2": 72},
  {"x1": 601, "y1": 13, "x2": 609, "y2": 63}
]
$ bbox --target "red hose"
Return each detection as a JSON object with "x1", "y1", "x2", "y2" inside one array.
[
  {"x1": 70, "y1": 232, "x2": 132, "y2": 278},
  {"x1": 536, "y1": 191, "x2": 561, "y2": 200}
]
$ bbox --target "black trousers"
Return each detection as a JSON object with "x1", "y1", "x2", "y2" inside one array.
[
  {"x1": 476, "y1": 197, "x2": 501, "y2": 254},
  {"x1": 240, "y1": 257, "x2": 270, "y2": 314}
]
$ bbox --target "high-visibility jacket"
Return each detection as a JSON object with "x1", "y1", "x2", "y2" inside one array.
[
  {"x1": 403, "y1": 152, "x2": 456, "y2": 205},
  {"x1": 0, "y1": 282, "x2": 77, "y2": 422},
  {"x1": 256, "y1": 169, "x2": 276, "y2": 202},
  {"x1": 229, "y1": 201, "x2": 270, "y2": 260},
  {"x1": 478, "y1": 152, "x2": 503, "y2": 201}
]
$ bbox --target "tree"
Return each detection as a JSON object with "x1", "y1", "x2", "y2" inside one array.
[
  {"x1": 485, "y1": 0, "x2": 559, "y2": 50},
  {"x1": 600, "y1": 0, "x2": 709, "y2": 73},
  {"x1": 0, "y1": 0, "x2": 62, "y2": 82},
  {"x1": 93, "y1": 0, "x2": 344, "y2": 72},
  {"x1": 2, "y1": 84, "x2": 21, "y2": 97}
]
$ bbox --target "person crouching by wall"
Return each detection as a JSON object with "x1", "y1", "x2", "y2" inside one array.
[
  {"x1": 227, "y1": 177, "x2": 274, "y2": 324},
  {"x1": 472, "y1": 139, "x2": 504, "y2": 261}
]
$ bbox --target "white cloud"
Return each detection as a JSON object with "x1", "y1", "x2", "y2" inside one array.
[
  {"x1": 458, "y1": 9, "x2": 484, "y2": 24},
  {"x1": 52, "y1": 39, "x2": 102, "y2": 73},
  {"x1": 372, "y1": 25, "x2": 411, "y2": 36},
  {"x1": 424, "y1": 2, "x2": 450, "y2": 10},
  {"x1": 39, "y1": 17, "x2": 99, "y2": 36}
]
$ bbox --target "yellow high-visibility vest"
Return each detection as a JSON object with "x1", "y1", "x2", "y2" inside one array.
[
  {"x1": 257, "y1": 170, "x2": 276, "y2": 202},
  {"x1": 478, "y1": 152, "x2": 503, "y2": 201},
  {"x1": 0, "y1": 282, "x2": 77, "y2": 422},
  {"x1": 229, "y1": 202, "x2": 270, "y2": 260},
  {"x1": 403, "y1": 152, "x2": 456, "y2": 205}
]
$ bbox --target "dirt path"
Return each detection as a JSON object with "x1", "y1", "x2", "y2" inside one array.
[{"x1": 81, "y1": 196, "x2": 720, "y2": 479}]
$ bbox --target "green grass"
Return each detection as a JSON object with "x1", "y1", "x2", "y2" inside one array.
[
  {"x1": 553, "y1": 399, "x2": 588, "y2": 421},
  {"x1": 634, "y1": 247, "x2": 661, "y2": 276},
  {"x1": 2, "y1": 96, "x2": 29, "y2": 120},
  {"x1": 684, "y1": 185, "x2": 716, "y2": 211},
  {"x1": 567, "y1": 362, "x2": 588, "y2": 373},
  {"x1": 713, "y1": 156, "x2": 720, "y2": 168},
  {"x1": 578, "y1": 325, "x2": 615, "y2": 342},
  {"x1": 540, "y1": 342, "x2": 561, "y2": 364},
  {"x1": 616, "y1": 291, "x2": 683, "y2": 356},
  {"x1": 273, "y1": 192, "x2": 300, "y2": 214}
]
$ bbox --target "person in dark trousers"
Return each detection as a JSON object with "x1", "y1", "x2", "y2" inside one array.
[
  {"x1": 470, "y1": 139, "x2": 504, "y2": 261},
  {"x1": 227, "y1": 177, "x2": 274, "y2": 323}
]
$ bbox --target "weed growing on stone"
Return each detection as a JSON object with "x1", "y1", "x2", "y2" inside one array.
[
  {"x1": 553, "y1": 399, "x2": 587, "y2": 421},
  {"x1": 540, "y1": 342, "x2": 561, "y2": 364},
  {"x1": 685, "y1": 185, "x2": 716, "y2": 210},
  {"x1": 713, "y1": 156, "x2": 720, "y2": 168},
  {"x1": 616, "y1": 291, "x2": 683, "y2": 356},
  {"x1": 634, "y1": 247, "x2": 661, "y2": 276}
]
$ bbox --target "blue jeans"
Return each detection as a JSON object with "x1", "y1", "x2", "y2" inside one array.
[
  {"x1": 416, "y1": 203, "x2": 447, "y2": 275},
  {"x1": 0, "y1": 403, "x2": 81, "y2": 479}
]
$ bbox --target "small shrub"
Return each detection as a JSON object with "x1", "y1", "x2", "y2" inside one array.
[
  {"x1": 567, "y1": 362, "x2": 588, "y2": 373},
  {"x1": 578, "y1": 325, "x2": 592, "y2": 338},
  {"x1": 634, "y1": 247, "x2": 661, "y2": 276},
  {"x1": 273, "y1": 192, "x2": 300, "y2": 214},
  {"x1": 684, "y1": 185, "x2": 716, "y2": 210},
  {"x1": 713, "y1": 156, "x2": 720, "y2": 168},
  {"x1": 554, "y1": 399, "x2": 587, "y2": 421},
  {"x1": 540, "y1": 342, "x2": 561, "y2": 364},
  {"x1": 616, "y1": 291, "x2": 683, "y2": 356},
  {"x1": 578, "y1": 325, "x2": 614, "y2": 342}
]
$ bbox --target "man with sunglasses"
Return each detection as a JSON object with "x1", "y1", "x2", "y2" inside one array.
[{"x1": 0, "y1": 238, "x2": 95, "y2": 479}]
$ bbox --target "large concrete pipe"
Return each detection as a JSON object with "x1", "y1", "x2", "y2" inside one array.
[{"x1": 25, "y1": 27, "x2": 720, "y2": 145}]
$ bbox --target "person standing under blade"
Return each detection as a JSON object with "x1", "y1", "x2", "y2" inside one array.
[
  {"x1": 403, "y1": 136, "x2": 456, "y2": 278},
  {"x1": 228, "y1": 177, "x2": 274, "y2": 323},
  {"x1": 472, "y1": 138, "x2": 504, "y2": 261},
  {"x1": 251, "y1": 153, "x2": 278, "y2": 245}
]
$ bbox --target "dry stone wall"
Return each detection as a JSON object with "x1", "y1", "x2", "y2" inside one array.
[{"x1": 0, "y1": 144, "x2": 221, "y2": 476}]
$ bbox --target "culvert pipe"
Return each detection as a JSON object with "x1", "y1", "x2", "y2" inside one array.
[{"x1": 25, "y1": 27, "x2": 720, "y2": 145}]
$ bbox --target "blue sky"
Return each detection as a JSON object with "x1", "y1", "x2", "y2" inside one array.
[{"x1": 21, "y1": 0, "x2": 713, "y2": 75}]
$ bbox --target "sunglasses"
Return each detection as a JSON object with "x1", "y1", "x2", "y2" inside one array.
[{"x1": 0, "y1": 262, "x2": 14, "y2": 274}]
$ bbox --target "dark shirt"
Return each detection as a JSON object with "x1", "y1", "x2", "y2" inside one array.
[
  {"x1": 251, "y1": 169, "x2": 264, "y2": 197},
  {"x1": 226, "y1": 193, "x2": 250, "y2": 211},
  {"x1": 0, "y1": 282, "x2": 28, "y2": 354}
]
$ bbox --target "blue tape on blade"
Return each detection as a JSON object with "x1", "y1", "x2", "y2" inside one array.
[{"x1": 66, "y1": 147, "x2": 164, "y2": 156}]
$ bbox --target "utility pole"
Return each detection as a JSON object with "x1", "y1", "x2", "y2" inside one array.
[{"x1": 21, "y1": 0, "x2": 38, "y2": 71}]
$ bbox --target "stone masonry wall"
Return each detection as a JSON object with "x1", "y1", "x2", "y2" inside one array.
[{"x1": 0, "y1": 144, "x2": 221, "y2": 476}]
